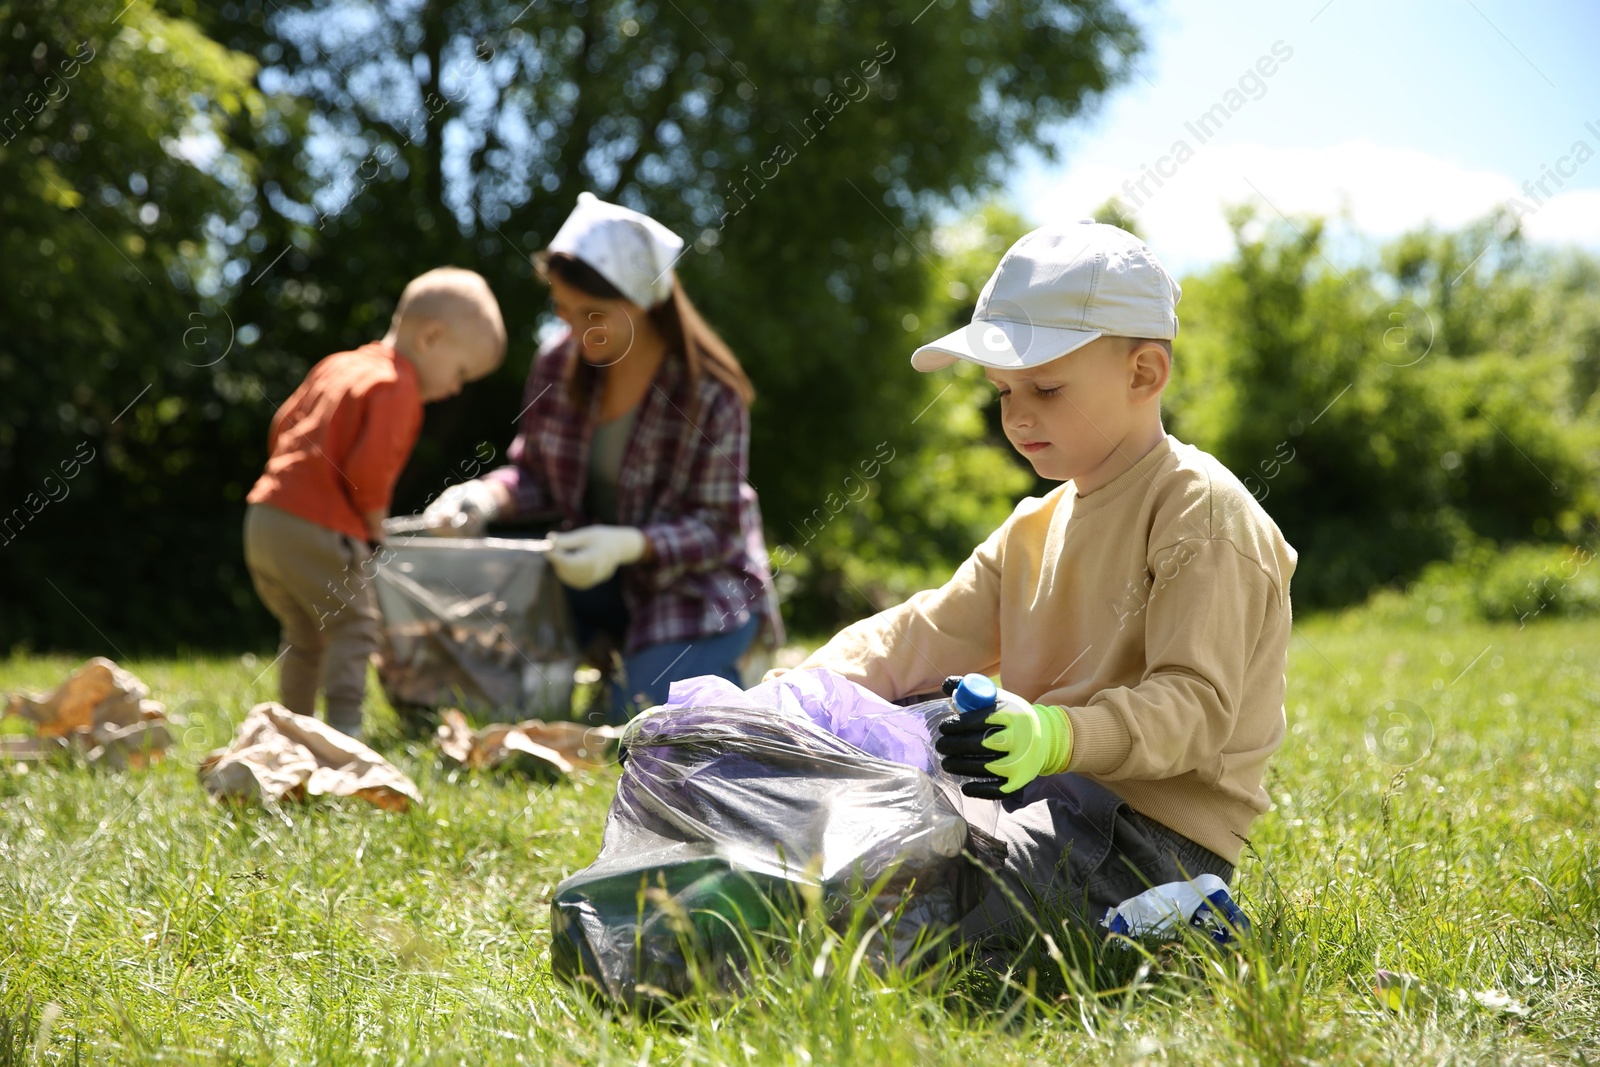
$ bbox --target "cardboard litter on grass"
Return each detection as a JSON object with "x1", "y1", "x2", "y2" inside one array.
[
  {"x1": 2, "y1": 656, "x2": 172, "y2": 769},
  {"x1": 434, "y1": 707, "x2": 620, "y2": 776},
  {"x1": 199, "y1": 702, "x2": 421, "y2": 811}
]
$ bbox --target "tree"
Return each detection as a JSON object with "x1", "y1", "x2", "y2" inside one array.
[
  {"x1": 776, "y1": 201, "x2": 1036, "y2": 633},
  {"x1": 205, "y1": 0, "x2": 1144, "y2": 635},
  {"x1": 0, "y1": 0, "x2": 267, "y2": 650},
  {"x1": 4, "y1": 0, "x2": 1146, "y2": 650},
  {"x1": 1168, "y1": 207, "x2": 1599, "y2": 608}
]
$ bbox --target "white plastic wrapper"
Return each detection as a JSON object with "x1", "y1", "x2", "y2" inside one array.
[{"x1": 1101, "y1": 873, "x2": 1250, "y2": 945}]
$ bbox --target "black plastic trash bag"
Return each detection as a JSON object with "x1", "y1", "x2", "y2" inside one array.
[{"x1": 549, "y1": 702, "x2": 998, "y2": 1007}]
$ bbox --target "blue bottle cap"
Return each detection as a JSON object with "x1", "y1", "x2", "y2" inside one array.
[{"x1": 953, "y1": 673, "x2": 997, "y2": 713}]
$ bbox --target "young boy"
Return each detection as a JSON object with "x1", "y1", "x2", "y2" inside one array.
[
  {"x1": 244, "y1": 268, "x2": 506, "y2": 739},
  {"x1": 789, "y1": 220, "x2": 1297, "y2": 944}
]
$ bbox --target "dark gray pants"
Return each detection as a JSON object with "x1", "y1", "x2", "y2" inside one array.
[{"x1": 956, "y1": 773, "x2": 1234, "y2": 945}]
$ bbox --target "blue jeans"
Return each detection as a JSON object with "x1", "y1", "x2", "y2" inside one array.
[{"x1": 563, "y1": 577, "x2": 760, "y2": 723}]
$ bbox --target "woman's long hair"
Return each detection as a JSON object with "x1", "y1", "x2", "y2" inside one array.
[{"x1": 536, "y1": 251, "x2": 755, "y2": 415}]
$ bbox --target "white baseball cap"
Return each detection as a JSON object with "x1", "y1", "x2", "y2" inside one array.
[
  {"x1": 546, "y1": 192, "x2": 685, "y2": 309},
  {"x1": 911, "y1": 218, "x2": 1182, "y2": 372}
]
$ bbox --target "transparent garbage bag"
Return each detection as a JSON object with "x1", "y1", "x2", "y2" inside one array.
[
  {"x1": 663, "y1": 668, "x2": 940, "y2": 771},
  {"x1": 549, "y1": 698, "x2": 1002, "y2": 1007},
  {"x1": 372, "y1": 537, "x2": 578, "y2": 720}
]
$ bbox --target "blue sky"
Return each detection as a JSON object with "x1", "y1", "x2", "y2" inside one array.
[{"x1": 1011, "y1": 0, "x2": 1600, "y2": 274}]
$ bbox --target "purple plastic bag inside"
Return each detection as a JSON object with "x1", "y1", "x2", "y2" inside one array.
[{"x1": 664, "y1": 669, "x2": 937, "y2": 772}]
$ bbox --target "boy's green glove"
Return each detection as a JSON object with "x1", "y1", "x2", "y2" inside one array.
[{"x1": 935, "y1": 678, "x2": 1073, "y2": 800}]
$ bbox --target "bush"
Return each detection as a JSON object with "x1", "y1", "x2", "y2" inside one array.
[
  {"x1": 1167, "y1": 208, "x2": 1600, "y2": 609},
  {"x1": 1366, "y1": 541, "x2": 1600, "y2": 625}
]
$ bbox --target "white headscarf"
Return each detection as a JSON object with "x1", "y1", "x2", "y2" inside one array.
[{"x1": 546, "y1": 192, "x2": 685, "y2": 309}]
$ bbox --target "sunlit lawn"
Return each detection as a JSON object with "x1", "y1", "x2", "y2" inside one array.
[{"x1": 2, "y1": 606, "x2": 1597, "y2": 1064}]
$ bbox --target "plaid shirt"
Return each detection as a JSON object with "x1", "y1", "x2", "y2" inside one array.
[{"x1": 486, "y1": 333, "x2": 781, "y2": 653}]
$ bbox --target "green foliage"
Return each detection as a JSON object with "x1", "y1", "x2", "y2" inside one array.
[
  {"x1": 1, "y1": 0, "x2": 1141, "y2": 651},
  {"x1": 777, "y1": 203, "x2": 1034, "y2": 632},
  {"x1": 0, "y1": 0, "x2": 275, "y2": 651},
  {"x1": 11, "y1": 0, "x2": 1600, "y2": 650},
  {"x1": 4, "y1": 610, "x2": 1600, "y2": 1061},
  {"x1": 1090, "y1": 195, "x2": 1142, "y2": 236},
  {"x1": 1168, "y1": 207, "x2": 1600, "y2": 608},
  {"x1": 1367, "y1": 541, "x2": 1600, "y2": 625},
  {"x1": 200, "y1": 0, "x2": 1138, "y2": 641}
]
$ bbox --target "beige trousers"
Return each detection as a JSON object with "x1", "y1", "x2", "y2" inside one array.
[{"x1": 242, "y1": 504, "x2": 379, "y2": 734}]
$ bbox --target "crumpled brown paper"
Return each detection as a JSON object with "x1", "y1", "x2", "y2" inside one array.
[
  {"x1": 2, "y1": 657, "x2": 171, "y2": 768},
  {"x1": 434, "y1": 707, "x2": 620, "y2": 776},
  {"x1": 199, "y1": 702, "x2": 421, "y2": 811}
]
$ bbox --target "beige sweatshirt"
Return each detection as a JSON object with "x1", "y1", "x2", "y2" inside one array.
[{"x1": 800, "y1": 435, "x2": 1297, "y2": 863}]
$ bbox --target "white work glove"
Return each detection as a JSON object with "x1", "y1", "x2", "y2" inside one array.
[
  {"x1": 422, "y1": 480, "x2": 503, "y2": 536},
  {"x1": 547, "y1": 525, "x2": 648, "y2": 589}
]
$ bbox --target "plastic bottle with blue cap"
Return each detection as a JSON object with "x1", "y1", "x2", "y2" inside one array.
[
  {"x1": 935, "y1": 673, "x2": 1075, "y2": 799},
  {"x1": 944, "y1": 672, "x2": 997, "y2": 714}
]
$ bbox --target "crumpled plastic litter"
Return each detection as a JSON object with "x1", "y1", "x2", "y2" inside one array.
[
  {"x1": 2, "y1": 657, "x2": 172, "y2": 769},
  {"x1": 550, "y1": 699, "x2": 1001, "y2": 1008},
  {"x1": 664, "y1": 668, "x2": 937, "y2": 772},
  {"x1": 433, "y1": 707, "x2": 621, "y2": 775},
  {"x1": 1101, "y1": 873, "x2": 1251, "y2": 945},
  {"x1": 198, "y1": 702, "x2": 421, "y2": 811}
]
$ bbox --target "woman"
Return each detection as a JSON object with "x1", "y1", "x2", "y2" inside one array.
[{"x1": 425, "y1": 193, "x2": 779, "y2": 722}]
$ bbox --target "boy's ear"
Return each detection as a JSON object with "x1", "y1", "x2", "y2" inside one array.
[
  {"x1": 1128, "y1": 340, "x2": 1171, "y2": 401},
  {"x1": 413, "y1": 317, "x2": 449, "y2": 354}
]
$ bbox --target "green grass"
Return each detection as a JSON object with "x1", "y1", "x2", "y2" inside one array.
[{"x1": 2, "y1": 609, "x2": 1598, "y2": 1064}]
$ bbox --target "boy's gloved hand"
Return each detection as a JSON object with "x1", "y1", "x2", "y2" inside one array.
[
  {"x1": 422, "y1": 479, "x2": 503, "y2": 535},
  {"x1": 935, "y1": 687, "x2": 1073, "y2": 799},
  {"x1": 547, "y1": 525, "x2": 648, "y2": 589}
]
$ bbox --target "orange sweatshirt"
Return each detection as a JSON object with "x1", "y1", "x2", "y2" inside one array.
[
  {"x1": 799, "y1": 436, "x2": 1297, "y2": 863},
  {"x1": 247, "y1": 343, "x2": 422, "y2": 542}
]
